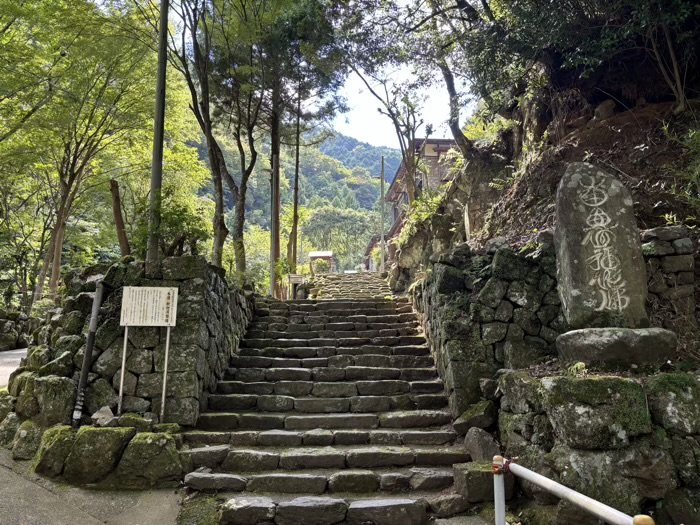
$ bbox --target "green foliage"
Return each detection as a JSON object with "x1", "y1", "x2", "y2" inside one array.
[
  {"x1": 313, "y1": 258, "x2": 330, "y2": 274},
  {"x1": 396, "y1": 186, "x2": 449, "y2": 249},
  {"x1": 319, "y1": 133, "x2": 402, "y2": 180}
]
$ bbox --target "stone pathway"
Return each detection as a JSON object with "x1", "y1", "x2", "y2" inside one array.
[
  {"x1": 0, "y1": 348, "x2": 27, "y2": 389},
  {"x1": 182, "y1": 296, "x2": 470, "y2": 524},
  {"x1": 0, "y1": 450, "x2": 180, "y2": 525},
  {"x1": 310, "y1": 272, "x2": 392, "y2": 299}
]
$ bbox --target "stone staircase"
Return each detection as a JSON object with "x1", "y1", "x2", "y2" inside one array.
[
  {"x1": 182, "y1": 296, "x2": 469, "y2": 525},
  {"x1": 310, "y1": 272, "x2": 392, "y2": 299}
]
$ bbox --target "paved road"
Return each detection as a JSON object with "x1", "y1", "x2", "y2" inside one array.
[{"x1": 0, "y1": 348, "x2": 27, "y2": 389}]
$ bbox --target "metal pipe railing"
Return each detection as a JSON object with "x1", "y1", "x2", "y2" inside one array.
[{"x1": 492, "y1": 456, "x2": 655, "y2": 525}]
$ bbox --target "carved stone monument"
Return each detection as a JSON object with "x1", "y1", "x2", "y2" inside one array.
[{"x1": 554, "y1": 163, "x2": 676, "y2": 366}]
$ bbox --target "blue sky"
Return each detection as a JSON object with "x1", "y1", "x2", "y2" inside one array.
[{"x1": 332, "y1": 71, "x2": 457, "y2": 149}]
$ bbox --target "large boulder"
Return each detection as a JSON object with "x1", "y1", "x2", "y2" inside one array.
[
  {"x1": 646, "y1": 374, "x2": 700, "y2": 436},
  {"x1": 660, "y1": 488, "x2": 700, "y2": 525},
  {"x1": 548, "y1": 441, "x2": 676, "y2": 516},
  {"x1": 63, "y1": 426, "x2": 135, "y2": 484},
  {"x1": 113, "y1": 432, "x2": 183, "y2": 487},
  {"x1": 0, "y1": 412, "x2": 20, "y2": 447},
  {"x1": 32, "y1": 425, "x2": 76, "y2": 477},
  {"x1": 34, "y1": 376, "x2": 76, "y2": 426},
  {"x1": 554, "y1": 163, "x2": 648, "y2": 329},
  {"x1": 540, "y1": 376, "x2": 651, "y2": 449},
  {"x1": 12, "y1": 419, "x2": 44, "y2": 460}
]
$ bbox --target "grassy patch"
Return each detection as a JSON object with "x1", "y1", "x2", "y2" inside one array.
[{"x1": 177, "y1": 495, "x2": 222, "y2": 525}]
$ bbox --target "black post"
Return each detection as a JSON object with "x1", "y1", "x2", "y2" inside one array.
[
  {"x1": 72, "y1": 282, "x2": 105, "y2": 427},
  {"x1": 145, "y1": 0, "x2": 169, "y2": 277}
]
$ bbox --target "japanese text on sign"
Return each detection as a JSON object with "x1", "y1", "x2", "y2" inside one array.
[{"x1": 120, "y1": 287, "x2": 178, "y2": 327}]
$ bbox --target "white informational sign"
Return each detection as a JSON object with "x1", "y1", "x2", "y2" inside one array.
[{"x1": 120, "y1": 286, "x2": 178, "y2": 327}]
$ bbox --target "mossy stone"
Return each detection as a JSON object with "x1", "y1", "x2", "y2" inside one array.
[
  {"x1": 499, "y1": 372, "x2": 543, "y2": 414},
  {"x1": 34, "y1": 376, "x2": 76, "y2": 426},
  {"x1": 0, "y1": 412, "x2": 20, "y2": 447},
  {"x1": 154, "y1": 423, "x2": 181, "y2": 434},
  {"x1": 85, "y1": 378, "x2": 117, "y2": 415},
  {"x1": 16, "y1": 373, "x2": 39, "y2": 419},
  {"x1": 0, "y1": 390, "x2": 14, "y2": 422},
  {"x1": 661, "y1": 488, "x2": 700, "y2": 525},
  {"x1": 63, "y1": 426, "x2": 135, "y2": 484},
  {"x1": 38, "y1": 351, "x2": 74, "y2": 377},
  {"x1": 113, "y1": 432, "x2": 183, "y2": 487},
  {"x1": 32, "y1": 425, "x2": 75, "y2": 477},
  {"x1": 118, "y1": 413, "x2": 153, "y2": 433},
  {"x1": 53, "y1": 335, "x2": 85, "y2": 355},
  {"x1": 453, "y1": 400, "x2": 497, "y2": 435},
  {"x1": 60, "y1": 312, "x2": 86, "y2": 336},
  {"x1": 646, "y1": 373, "x2": 700, "y2": 435},
  {"x1": 541, "y1": 376, "x2": 651, "y2": 449},
  {"x1": 12, "y1": 419, "x2": 44, "y2": 460}
]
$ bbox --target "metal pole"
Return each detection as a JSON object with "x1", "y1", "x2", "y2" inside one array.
[
  {"x1": 493, "y1": 455, "x2": 507, "y2": 525},
  {"x1": 72, "y1": 282, "x2": 105, "y2": 427},
  {"x1": 117, "y1": 326, "x2": 129, "y2": 415},
  {"x1": 145, "y1": 0, "x2": 169, "y2": 276},
  {"x1": 508, "y1": 462, "x2": 646, "y2": 525},
  {"x1": 160, "y1": 326, "x2": 172, "y2": 422},
  {"x1": 380, "y1": 156, "x2": 386, "y2": 273}
]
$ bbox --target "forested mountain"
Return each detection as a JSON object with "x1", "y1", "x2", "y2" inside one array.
[{"x1": 319, "y1": 133, "x2": 402, "y2": 181}]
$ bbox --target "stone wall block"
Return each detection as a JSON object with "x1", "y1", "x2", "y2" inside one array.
[{"x1": 541, "y1": 376, "x2": 651, "y2": 449}]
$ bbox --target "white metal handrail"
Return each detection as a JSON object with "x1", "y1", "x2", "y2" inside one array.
[{"x1": 492, "y1": 456, "x2": 655, "y2": 525}]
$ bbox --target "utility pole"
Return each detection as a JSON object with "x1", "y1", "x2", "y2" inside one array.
[
  {"x1": 380, "y1": 156, "x2": 386, "y2": 273},
  {"x1": 145, "y1": 0, "x2": 169, "y2": 277}
]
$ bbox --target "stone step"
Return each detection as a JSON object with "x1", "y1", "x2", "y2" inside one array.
[
  {"x1": 215, "y1": 380, "x2": 445, "y2": 397},
  {"x1": 183, "y1": 428, "x2": 459, "y2": 447},
  {"x1": 207, "y1": 393, "x2": 447, "y2": 413},
  {"x1": 256, "y1": 308, "x2": 412, "y2": 319},
  {"x1": 223, "y1": 367, "x2": 438, "y2": 383},
  {"x1": 251, "y1": 314, "x2": 419, "y2": 327},
  {"x1": 236, "y1": 344, "x2": 431, "y2": 359},
  {"x1": 197, "y1": 410, "x2": 453, "y2": 431},
  {"x1": 229, "y1": 354, "x2": 435, "y2": 369},
  {"x1": 257, "y1": 297, "x2": 408, "y2": 306},
  {"x1": 185, "y1": 466, "x2": 455, "y2": 495},
  {"x1": 242, "y1": 336, "x2": 427, "y2": 349},
  {"x1": 183, "y1": 445, "x2": 468, "y2": 472},
  {"x1": 250, "y1": 321, "x2": 420, "y2": 332},
  {"x1": 245, "y1": 327, "x2": 422, "y2": 340},
  {"x1": 215, "y1": 493, "x2": 469, "y2": 524}
]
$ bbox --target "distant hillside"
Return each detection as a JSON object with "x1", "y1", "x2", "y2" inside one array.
[{"x1": 320, "y1": 133, "x2": 402, "y2": 182}]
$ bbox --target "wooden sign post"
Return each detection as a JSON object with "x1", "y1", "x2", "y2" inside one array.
[{"x1": 119, "y1": 286, "x2": 178, "y2": 421}]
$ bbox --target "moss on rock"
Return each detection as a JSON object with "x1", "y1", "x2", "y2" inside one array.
[
  {"x1": 646, "y1": 373, "x2": 700, "y2": 436},
  {"x1": 541, "y1": 376, "x2": 651, "y2": 449},
  {"x1": 113, "y1": 432, "x2": 183, "y2": 488},
  {"x1": 63, "y1": 426, "x2": 135, "y2": 484},
  {"x1": 32, "y1": 425, "x2": 75, "y2": 477},
  {"x1": 12, "y1": 419, "x2": 44, "y2": 460}
]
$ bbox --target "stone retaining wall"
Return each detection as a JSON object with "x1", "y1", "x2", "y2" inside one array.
[
  {"x1": 642, "y1": 225, "x2": 699, "y2": 345},
  {"x1": 409, "y1": 238, "x2": 567, "y2": 417},
  {"x1": 0, "y1": 311, "x2": 38, "y2": 352},
  {"x1": 498, "y1": 371, "x2": 700, "y2": 523},
  {"x1": 0, "y1": 256, "x2": 254, "y2": 487}
]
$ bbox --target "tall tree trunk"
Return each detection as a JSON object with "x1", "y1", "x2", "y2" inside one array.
[
  {"x1": 110, "y1": 179, "x2": 131, "y2": 257},
  {"x1": 438, "y1": 61, "x2": 474, "y2": 158},
  {"x1": 32, "y1": 226, "x2": 56, "y2": 307},
  {"x1": 208, "y1": 138, "x2": 229, "y2": 268},
  {"x1": 232, "y1": 188, "x2": 247, "y2": 275},
  {"x1": 270, "y1": 82, "x2": 282, "y2": 296},
  {"x1": 287, "y1": 90, "x2": 301, "y2": 273},
  {"x1": 48, "y1": 208, "x2": 68, "y2": 298}
]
